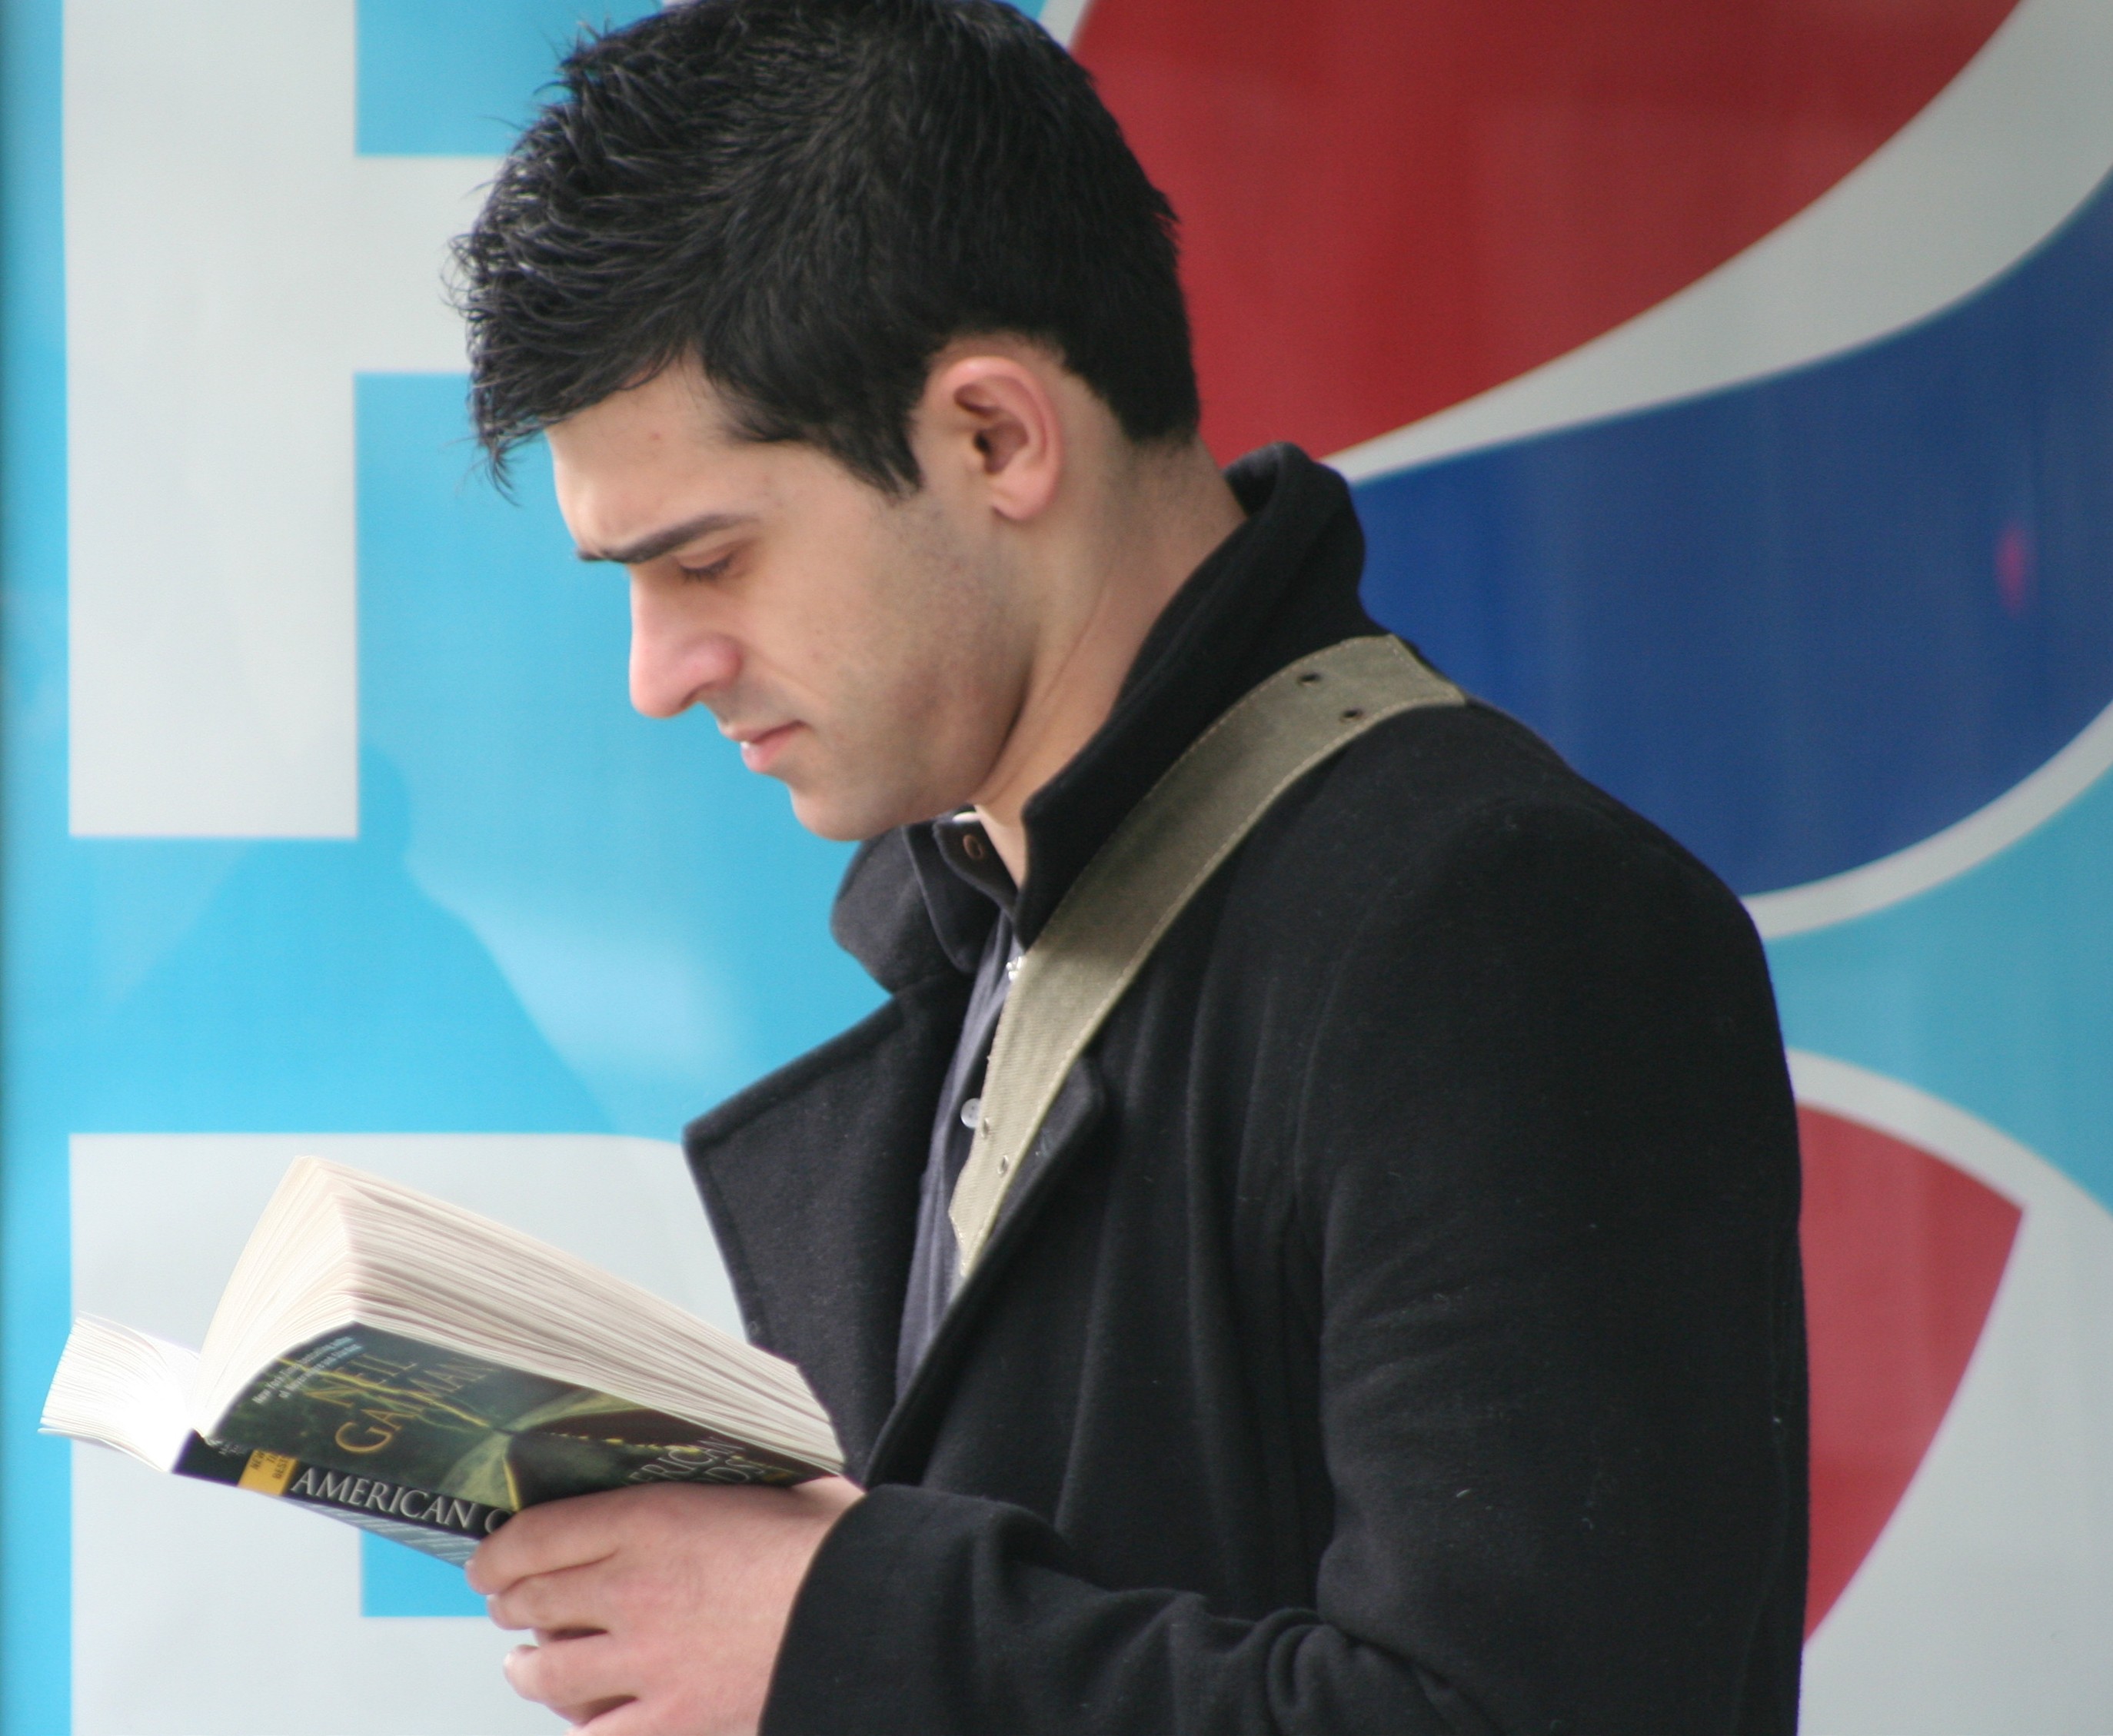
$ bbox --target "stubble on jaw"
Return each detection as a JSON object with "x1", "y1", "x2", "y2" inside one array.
[{"x1": 777, "y1": 484, "x2": 1030, "y2": 844}]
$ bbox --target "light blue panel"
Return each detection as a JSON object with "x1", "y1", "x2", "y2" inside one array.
[
  {"x1": 1766, "y1": 759, "x2": 2113, "y2": 1211},
  {"x1": 358, "y1": 0, "x2": 661, "y2": 157},
  {"x1": 361, "y1": 1535, "x2": 491, "y2": 1618},
  {"x1": 358, "y1": 0, "x2": 1058, "y2": 161},
  {"x1": 2, "y1": 0, "x2": 72, "y2": 1723},
  {"x1": 356, "y1": 373, "x2": 882, "y2": 1139},
  {"x1": 2, "y1": 0, "x2": 893, "y2": 1681}
]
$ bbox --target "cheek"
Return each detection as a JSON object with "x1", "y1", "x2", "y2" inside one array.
[
  {"x1": 784, "y1": 500, "x2": 1022, "y2": 793},
  {"x1": 876, "y1": 578, "x2": 1016, "y2": 753},
  {"x1": 822, "y1": 537, "x2": 1003, "y2": 719},
  {"x1": 820, "y1": 629, "x2": 974, "y2": 779}
]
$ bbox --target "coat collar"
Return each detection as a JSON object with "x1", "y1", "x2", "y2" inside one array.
[{"x1": 830, "y1": 444, "x2": 1380, "y2": 986}]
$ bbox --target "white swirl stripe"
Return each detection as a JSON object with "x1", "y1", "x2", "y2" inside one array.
[
  {"x1": 1745, "y1": 697, "x2": 2113, "y2": 939},
  {"x1": 1785, "y1": 1053, "x2": 2113, "y2": 1731},
  {"x1": 1332, "y1": 0, "x2": 2113, "y2": 482}
]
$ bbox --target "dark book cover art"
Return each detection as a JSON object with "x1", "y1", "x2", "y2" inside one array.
[
  {"x1": 170, "y1": 1433, "x2": 508, "y2": 1565},
  {"x1": 208, "y1": 1325, "x2": 827, "y2": 1513}
]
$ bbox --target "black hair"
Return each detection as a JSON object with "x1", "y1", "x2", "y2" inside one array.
[{"x1": 454, "y1": 0, "x2": 1199, "y2": 492}]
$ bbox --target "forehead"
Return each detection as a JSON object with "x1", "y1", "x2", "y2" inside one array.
[
  {"x1": 546, "y1": 361, "x2": 880, "y2": 561},
  {"x1": 547, "y1": 362, "x2": 740, "y2": 492}
]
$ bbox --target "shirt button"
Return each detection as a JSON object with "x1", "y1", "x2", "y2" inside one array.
[{"x1": 960, "y1": 1097, "x2": 982, "y2": 1131}]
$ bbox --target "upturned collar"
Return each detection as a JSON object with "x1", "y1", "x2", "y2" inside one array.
[{"x1": 831, "y1": 444, "x2": 1383, "y2": 989}]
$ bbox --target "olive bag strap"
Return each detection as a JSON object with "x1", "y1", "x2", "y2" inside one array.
[{"x1": 949, "y1": 634, "x2": 1464, "y2": 1276}]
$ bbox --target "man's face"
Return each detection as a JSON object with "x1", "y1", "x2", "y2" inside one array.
[{"x1": 547, "y1": 362, "x2": 1030, "y2": 840}]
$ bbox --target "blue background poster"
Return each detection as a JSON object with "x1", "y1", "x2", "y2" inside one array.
[
  {"x1": 8, "y1": 3, "x2": 881, "y2": 1729},
  {"x1": 6, "y1": 0, "x2": 2113, "y2": 1730}
]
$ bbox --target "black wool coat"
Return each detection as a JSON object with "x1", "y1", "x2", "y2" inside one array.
[{"x1": 685, "y1": 446, "x2": 1807, "y2": 1736}]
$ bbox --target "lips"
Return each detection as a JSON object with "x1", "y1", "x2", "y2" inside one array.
[{"x1": 730, "y1": 720, "x2": 801, "y2": 774}]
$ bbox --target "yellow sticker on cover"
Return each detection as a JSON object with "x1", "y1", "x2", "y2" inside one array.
[{"x1": 238, "y1": 1449, "x2": 299, "y2": 1496}]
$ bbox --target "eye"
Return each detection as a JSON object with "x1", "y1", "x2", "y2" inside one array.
[{"x1": 676, "y1": 552, "x2": 736, "y2": 584}]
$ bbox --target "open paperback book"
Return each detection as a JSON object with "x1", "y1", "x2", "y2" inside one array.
[{"x1": 42, "y1": 1157, "x2": 842, "y2": 1565}]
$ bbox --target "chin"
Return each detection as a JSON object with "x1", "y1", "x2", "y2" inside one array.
[
  {"x1": 786, "y1": 786, "x2": 897, "y2": 844},
  {"x1": 787, "y1": 771, "x2": 963, "y2": 845}
]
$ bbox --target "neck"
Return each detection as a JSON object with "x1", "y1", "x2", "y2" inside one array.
[{"x1": 971, "y1": 439, "x2": 1245, "y2": 886}]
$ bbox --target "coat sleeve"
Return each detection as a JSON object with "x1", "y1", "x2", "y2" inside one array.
[{"x1": 760, "y1": 797, "x2": 1808, "y2": 1736}]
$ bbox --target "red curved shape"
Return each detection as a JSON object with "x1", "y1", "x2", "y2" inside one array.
[
  {"x1": 1076, "y1": 0, "x2": 2023, "y2": 461},
  {"x1": 1798, "y1": 1106, "x2": 2020, "y2": 1635}
]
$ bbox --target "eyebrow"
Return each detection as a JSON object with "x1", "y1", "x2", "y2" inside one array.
[{"x1": 575, "y1": 510, "x2": 754, "y2": 567}]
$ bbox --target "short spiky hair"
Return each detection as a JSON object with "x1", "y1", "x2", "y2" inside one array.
[{"x1": 454, "y1": 0, "x2": 1199, "y2": 492}]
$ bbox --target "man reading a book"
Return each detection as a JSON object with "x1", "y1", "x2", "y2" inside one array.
[{"x1": 454, "y1": 2, "x2": 1808, "y2": 1732}]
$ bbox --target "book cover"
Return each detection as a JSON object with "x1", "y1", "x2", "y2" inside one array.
[
  {"x1": 208, "y1": 1325, "x2": 829, "y2": 1514},
  {"x1": 171, "y1": 1434, "x2": 507, "y2": 1565}
]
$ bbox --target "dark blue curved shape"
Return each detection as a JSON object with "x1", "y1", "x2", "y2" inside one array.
[{"x1": 1356, "y1": 168, "x2": 2113, "y2": 896}]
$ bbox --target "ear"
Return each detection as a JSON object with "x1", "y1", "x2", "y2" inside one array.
[{"x1": 917, "y1": 351, "x2": 1063, "y2": 523}]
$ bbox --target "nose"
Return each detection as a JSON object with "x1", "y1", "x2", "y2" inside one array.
[{"x1": 629, "y1": 577, "x2": 742, "y2": 719}]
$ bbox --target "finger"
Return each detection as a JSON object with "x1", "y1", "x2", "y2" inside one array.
[
  {"x1": 469, "y1": 1495, "x2": 626, "y2": 1595},
  {"x1": 501, "y1": 1632, "x2": 636, "y2": 1716},
  {"x1": 486, "y1": 1559, "x2": 617, "y2": 1635},
  {"x1": 574, "y1": 1695, "x2": 664, "y2": 1736},
  {"x1": 796, "y1": 1475, "x2": 866, "y2": 1517}
]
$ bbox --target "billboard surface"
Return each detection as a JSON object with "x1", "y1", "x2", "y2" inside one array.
[{"x1": 5, "y1": 0, "x2": 2110, "y2": 1728}]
